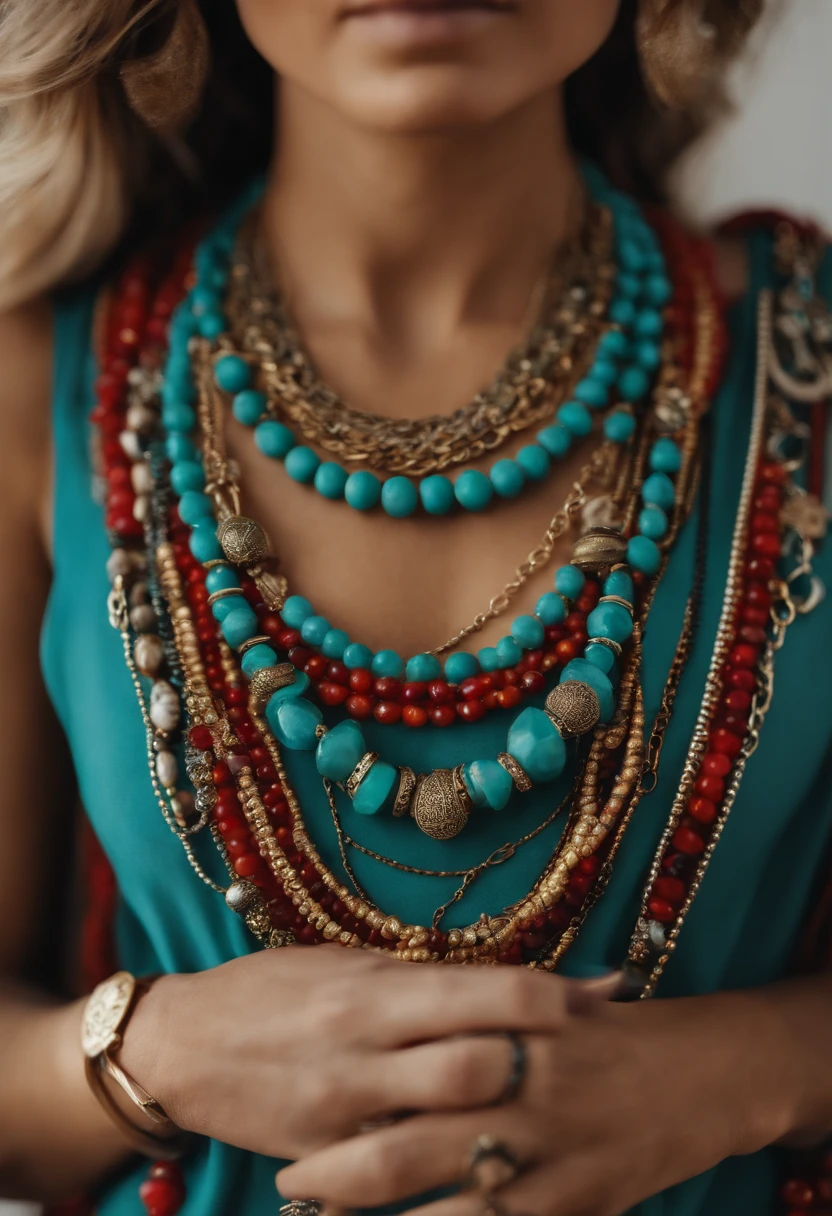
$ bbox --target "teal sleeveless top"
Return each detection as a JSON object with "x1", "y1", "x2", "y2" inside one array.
[{"x1": 42, "y1": 231, "x2": 832, "y2": 1215}]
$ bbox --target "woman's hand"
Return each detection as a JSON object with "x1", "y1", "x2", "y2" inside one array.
[
  {"x1": 276, "y1": 988, "x2": 799, "y2": 1216},
  {"x1": 119, "y1": 946, "x2": 611, "y2": 1161}
]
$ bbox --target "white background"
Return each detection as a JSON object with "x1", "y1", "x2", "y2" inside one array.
[{"x1": 2, "y1": 2, "x2": 830, "y2": 1213}]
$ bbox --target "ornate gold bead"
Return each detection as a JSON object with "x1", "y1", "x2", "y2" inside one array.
[
  {"x1": 248, "y1": 663, "x2": 296, "y2": 710},
  {"x1": 393, "y1": 766, "x2": 417, "y2": 817},
  {"x1": 545, "y1": 681, "x2": 601, "y2": 738},
  {"x1": 225, "y1": 880, "x2": 259, "y2": 913},
  {"x1": 571, "y1": 526, "x2": 628, "y2": 574},
  {"x1": 217, "y1": 514, "x2": 270, "y2": 565},
  {"x1": 410, "y1": 767, "x2": 472, "y2": 841},
  {"x1": 345, "y1": 752, "x2": 379, "y2": 799},
  {"x1": 496, "y1": 753, "x2": 532, "y2": 792}
]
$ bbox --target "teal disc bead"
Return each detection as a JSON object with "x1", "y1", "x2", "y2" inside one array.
[
  {"x1": 241, "y1": 643, "x2": 278, "y2": 676},
  {"x1": 555, "y1": 564, "x2": 586, "y2": 598},
  {"x1": 478, "y1": 647, "x2": 499, "y2": 672},
  {"x1": 381, "y1": 476, "x2": 418, "y2": 518},
  {"x1": 649, "y1": 437, "x2": 682, "y2": 473},
  {"x1": 352, "y1": 760, "x2": 399, "y2": 816},
  {"x1": 301, "y1": 616, "x2": 331, "y2": 646},
  {"x1": 322, "y1": 629, "x2": 350, "y2": 659},
  {"x1": 162, "y1": 402, "x2": 196, "y2": 433},
  {"x1": 189, "y1": 522, "x2": 222, "y2": 562},
  {"x1": 206, "y1": 566, "x2": 240, "y2": 594},
  {"x1": 604, "y1": 409, "x2": 636, "y2": 444},
  {"x1": 345, "y1": 470, "x2": 382, "y2": 511},
  {"x1": 627, "y1": 534, "x2": 661, "y2": 576},
  {"x1": 603, "y1": 568, "x2": 634, "y2": 602},
  {"x1": 212, "y1": 595, "x2": 240, "y2": 623},
  {"x1": 587, "y1": 601, "x2": 633, "y2": 644},
  {"x1": 560, "y1": 658, "x2": 615, "y2": 722},
  {"x1": 454, "y1": 469, "x2": 493, "y2": 513},
  {"x1": 516, "y1": 445, "x2": 550, "y2": 481},
  {"x1": 585, "y1": 642, "x2": 615, "y2": 675},
  {"x1": 490, "y1": 459, "x2": 525, "y2": 499},
  {"x1": 214, "y1": 354, "x2": 251, "y2": 393},
  {"x1": 315, "y1": 721, "x2": 366, "y2": 782},
  {"x1": 634, "y1": 308, "x2": 663, "y2": 339},
  {"x1": 634, "y1": 340, "x2": 661, "y2": 372},
  {"x1": 536, "y1": 424, "x2": 572, "y2": 458},
  {"x1": 177, "y1": 490, "x2": 214, "y2": 526},
  {"x1": 535, "y1": 592, "x2": 566, "y2": 626},
  {"x1": 420, "y1": 475, "x2": 455, "y2": 516},
  {"x1": 609, "y1": 298, "x2": 636, "y2": 327},
  {"x1": 638, "y1": 505, "x2": 668, "y2": 540},
  {"x1": 372, "y1": 650, "x2": 405, "y2": 679},
  {"x1": 642, "y1": 471, "x2": 675, "y2": 511},
  {"x1": 232, "y1": 389, "x2": 267, "y2": 427},
  {"x1": 254, "y1": 420, "x2": 296, "y2": 459},
  {"x1": 591, "y1": 358, "x2": 619, "y2": 386},
  {"x1": 463, "y1": 759, "x2": 513, "y2": 811},
  {"x1": 314, "y1": 462, "x2": 349, "y2": 500},
  {"x1": 511, "y1": 614, "x2": 545, "y2": 649},
  {"x1": 406, "y1": 653, "x2": 442, "y2": 682},
  {"x1": 557, "y1": 402, "x2": 593, "y2": 438},
  {"x1": 267, "y1": 669, "x2": 311, "y2": 706},
  {"x1": 507, "y1": 707, "x2": 567, "y2": 783},
  {"x1": 599, "y1": 330, "x2": 629, "y2": 359},
  {"x1": 282, "y1": 596, "x2": 314, "y2": 629},
  {"x1": 444, "y1": 651, "x2": 479, "y2": 683},
  {"x1": 645, "y1": 274, "x2": 672, "y2": 306},
  {"x1": 171, "y1": 461, "x2": 206, "y2": 494},
  {"x1": 495, "y1": 635, "x2": 522, "y2": 667},
  {"x1": 344, "y1": 642, "x2": 374, "y2": 670},
  {"x1": 268, "y1": 697, "x2": 323, "y2": 751},
  {"x1": 573, "y1": 376, "x2": 609, "y2": 409},
  {"x1": 618, "y1": 365, "x2": 650, "y2": 403},
  {"x1": 221, "y1": 603, "x2": 259, "y2": 649},
  {"x1": 285, "y1": 445, "x2": 321, "y2": 484}
]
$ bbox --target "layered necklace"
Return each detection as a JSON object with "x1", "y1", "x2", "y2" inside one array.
[{"x1": 88, "y1": 176, "x2": 830, "y2": 1215}]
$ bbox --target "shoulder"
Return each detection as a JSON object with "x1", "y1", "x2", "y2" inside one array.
[{"x1": 0, "y1": 296, "x2": 53, "y2": 485}]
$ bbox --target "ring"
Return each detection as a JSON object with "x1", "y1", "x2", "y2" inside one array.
[
  {"x1": 468, "y1": 1133, "x2": 521, "y2": 1193},
  {"x1": 492, "y1": 1032, "x2": 528, "y2": 1106},
  {"x1": 278, "y1": 1202, "x2": 323, "y2": 1216}
]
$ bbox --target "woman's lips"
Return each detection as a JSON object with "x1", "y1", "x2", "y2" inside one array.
[{"x1": 340, "y1": 0, "x2": 518, "y2": 45}]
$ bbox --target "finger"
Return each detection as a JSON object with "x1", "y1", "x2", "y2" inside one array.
[
  {"x1": 368, "y1": 1033, "x2": 526, "y2": 1116},
  {"x1": 405, "y1": 1162, "x2": 593, "y2": 1216},
  {"x1": 359, "y1": 965, "x2": 585, "y2": 1048},
  {"x1": 276, "y1": 1108, "x2": 540, "y2": 1210},
  {"x1": 566, "y1": 971, "x2": 626, "y2": 1011}
]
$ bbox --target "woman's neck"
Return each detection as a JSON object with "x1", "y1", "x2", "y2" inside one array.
[{"x1": 262, "y1": 82, "x2": 582, "y2": 353}]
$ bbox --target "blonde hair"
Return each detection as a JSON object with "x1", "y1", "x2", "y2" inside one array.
[{"x1": 0, "y1": 0, "x2": 763, "y2": 312}]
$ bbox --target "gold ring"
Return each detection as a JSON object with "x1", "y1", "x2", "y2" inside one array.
[{"x1": 468, "y1": 1134, "x2": 521, "y2": 1193}]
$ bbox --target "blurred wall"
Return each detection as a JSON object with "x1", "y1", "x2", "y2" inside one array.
[{"x1": 1, "y1": 2, "x2": 830, "y2": 1215}]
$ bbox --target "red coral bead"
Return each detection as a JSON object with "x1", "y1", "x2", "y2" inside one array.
[
  {"x1": 746, "y1": 558, "x2": 775, "y2": 582},
  {"x1": 289, "y1": 646, "x2": 312, "y2": 668},
  {"x1": 233, "y1": 853, "x2": 260, "y2": 878},
  {"x1": 318, "y1": 681, "x2": 349, "y2": 707},
  {"x1": 711, "y1": 728, "x2": 743, "y2": 758},
  {"x1": 555, "y1": 638, "x2": 580, "y2": 662},
  {"x1": 348, "y1": 668, "x2": 373, "y2": 694},
  {"x1": 672, "y1": 826, "x2": 705, "y2": 855},
  {"x1": 740, "y1": 606, "x2": 769, "y2": 628},
  {"x1": 188, "y1": 725, "x2": 213, "y2": 751},
  {"x1": 430, "y1": 704, "x2": 456, "y2": 728},
  {"x1": 346, "y1": 694, "x2": 374, "y2": 720},
  {"x1": 374, "y1": 699, "x2": 402, "y2": 725},
  {"x1": 751, "y1": 532, "x2": 781, "y2": 559},
  {"x1": 428, "y1": 680, "x2": 453, "y2": 704},
  {"x1": 374, "y1": 676, "x2": 403, "y2": 700},
  {"x1": 723, "y1": 689, "x2": 751, "y2": 712},
  {"x1": 695, "y1": 773, "x2": 724, "y2": 800},
  {"x1": 304, "y1": 654, "x2": 328, "y2": 680},
  {"x1": 702, "y1": 752, "x2": 731, "y2": 777},
  {"x1": 139, "y1": 1177, "x2": 185, "y2": 1216},
  {"x1": 497, "y1": 685, "x2": 522, "y2": 709},
  {"x1": 277, "y1": 627, "x2": 301, "y2": 649},
  {"x1": 688, "y1": 796, "x2": 717, "y2": 824},
  {"x1": 521, "y1": 670, "x2": 545, "y2": 694},
  {"x1": 653, "y1": 876, "x2": 685, "y2": 904},
  {"x1": 727, "y1": 668, "x2": 756, "y2": 692},
  {"x1": 402, "y1": 705, "x2": 428, "y2": 728},
  {"x1": 738, "y1": 625, "x2": 766, "y2": 646},
  {"x1": 403, "y1": 681, "x2": 428, "y2": 703},
  {"x1": 760, "y1": 461, "x2": 786, "y2": 484},
  {"x1": 780, "y1": 1180, "x2": 815, "y2": 1207},
  {"x1": 457, "y1": 698, "x2": 486, "y2": 723},
  {"x1": 327, "y1": 661, "x2": 350, "y2": 685},
  {"x1": 750, "y1": 512, "x2": 778, "y2": 534},
  {"x1": 728, "y1": 644, "x2": 758, "y2": 669},
  {"x1": 647, "y1": 898, "x2": 676, "y2": 923}
]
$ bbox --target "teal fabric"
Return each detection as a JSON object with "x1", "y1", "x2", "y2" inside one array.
[{"x1": 41, "y1": 232, "x2": 832, "y2": 1215}]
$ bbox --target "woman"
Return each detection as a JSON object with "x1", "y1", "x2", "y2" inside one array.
[{"x1": 1, "y1": 0, "x2": 831, "y2": 1214}]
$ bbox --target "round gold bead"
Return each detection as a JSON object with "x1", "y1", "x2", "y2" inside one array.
[
  {"x1": 248, "y1": 663, "x2": 297, "y2": 710},
  {"x1": 571, "y1": 526, "x2": 628, "y2": 574},
  {"x1": 411, "y1": 767, "x2": 471, "y2": 841},
  {"x1": 225, "y1": 879, "x2": 259, "y2": 914},
  {"x1": 545, "y1": 681, "x2": 601, "y2": 738},
  {"x1": 217, "y1": 514, "x2": 270, "y2": 565}
]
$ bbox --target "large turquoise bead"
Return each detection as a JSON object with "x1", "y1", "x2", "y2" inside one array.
[
  {"x1": 557, "y1": 401, "x2": 593, "y2": 438},
  {"x1": 214, "y1": 354, "x2": 252, "y2": 394},
  {"x1": 444, "y1": 651, "x2": 479, "y2": 683},
  {"x1": 555, "y1": 565, "x2": 586, "y2": 598},
  {"x1": 221, "y1": 603, "x2": 259, "y2": 649},
  {"x1": 495, "y1": 635, "x2": 522, "y2": 667},
  {"x1": 232, "y1": 389, "x2": 267, "y2": 427},
  {"x1": 638, "y1": 506, "x2": 668, "y2": 540},
  {"x1": 420, "y1": 475, "x2": 455, "y2": 516},
  {"x1": 282, "y1": 596, "x2": 313, "y2": 629},
  {"x1": 352, "y1": 760, "x2": 398, "y2": 816},
  {"x1": 454, "y1": 469, "x2": 493, "y2": 512},
  {"x1": 345, "y1": 470, "x2": 382, "y2": 511},
  {"x1": 166, "y1": 434, "x2": 197, "y2": 463},
  {"x1": 255, "y1": 420, "x2": 296, "y2": 459},
  {"x1": 478, "y1": 647, "x2": 499, "y2": 672},
  {"x1": 301, "y1": 616, "x2": 330, "y2": 646},
  {"x1": 314, "y1": 462, "x2": 349, "y2": 501},
  {"x1": 382, "y1": 476, "x2": 418, "y2": 518},
  {"x1": 536, "y1": 425, "x2": 571, "y2": 458},
  {"x1": 535, "y1": 592, "x2": 566, "y2": 626},
  {"x1": 585, "y1": 642, "x2": 615, "y2": 675},
  {"x1": 206, "y1": 566, "x2": 239, "y2": 594},
  {"x1": 241, "y1": 643, "x2": 278, "y2": 676},
  {"x1": 406, "y1": 653, "x2": 442, "y2": 682},
  {"x1": 603, "y1": 568, "x2": 634, "y2": 602},
  {"x1": 171, "y1": 461, "x2": 206, "y2": 494},
  {"x1": 490, "y1": 460, "x2": 525, "y2": 499},
  {"x1": 642, "y1": 472, "x2": 675, "y2": 511},
  {"x1": 573, "y1": 376, "x2": 609, "y2": 409},
  {"x1": 604, "y1": 410, "x2": 636, "y2": 444},
  {"x1": 315, "y1": 721, "x2": 366, "y2": 782},
  {"x1": 267, "y1": 696, "x2": 323, "y2": 751},
  {"x1": 516, "y1": 445, "x2": 550, "y2": 481},
  {"x1": 322, "y1": 629, "x2": 350, "y2": 659},
  {"x1": 372, "y1": 650, "x2": 405, "y2": 679},
  {"x1": 344, "y1": 642, "x2": 374, "y2": 670},
  {"x1": 463, "y1": 759, "x2": 513, "y2": 811},
  {"x1": 507, "y1": 707, "x2": 567, "y2": 784},
  {"x1": 178, "y1": 491, "x2": 214, "y2": 525},
  {"x1": 189, "y1": 522, "x2": 222, "y2": 563},
  {"x1": 649, "y1": 437, "x2": 682, "y2": 473},
  {"x1": 586, "y1": 601, "x2": 633, "y2": 644},
  {"x1": 628, "y1": 534, "x2": 661, "y2": 575},
  {"x1": 212, "y1": 595, "x2": 239, "y2": 623},
  {"x1": 511, "y1": 614, "x2": 545, "y2": 649},
  {"x1": 560, "y1": 659, "x2": 615, "y2": 722},
  {"x1": 285, "y1": 446, "x2": 321, "y2": 484}
]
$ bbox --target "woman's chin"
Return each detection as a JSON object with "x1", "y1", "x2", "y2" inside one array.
[{"x1": 325, "y1": 66, "x2": 525, "y2": 134}]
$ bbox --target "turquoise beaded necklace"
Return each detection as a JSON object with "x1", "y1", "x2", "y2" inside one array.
[{"x1": 157, "y1": 171, "x2": 690, "y2": 835}]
